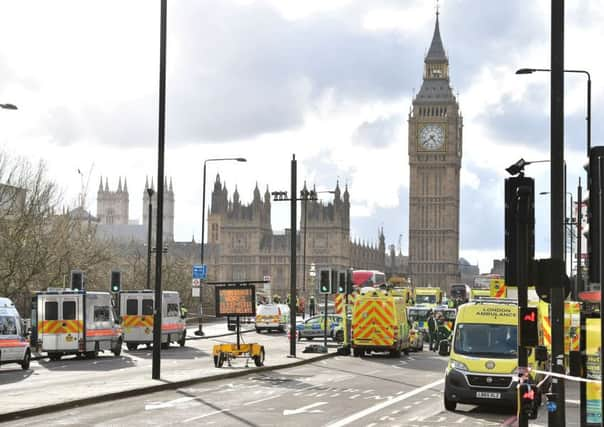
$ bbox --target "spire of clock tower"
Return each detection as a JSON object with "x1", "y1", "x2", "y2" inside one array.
[{"x1": 426, "y1": 12, "x2": 447, "y2": 64}]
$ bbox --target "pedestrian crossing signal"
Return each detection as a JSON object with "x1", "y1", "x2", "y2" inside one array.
[
  {"x1": 520, "y1": 306, "x2": 538, "y2": 347},
  {"x1": 319, "y1": 269, "x2": 331, "y2": 294}
]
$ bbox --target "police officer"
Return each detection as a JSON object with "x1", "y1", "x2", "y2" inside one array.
[
  {"x1": 309, "y1": 295, "x2": 316, "y2": 316},
  {"x1": 427, "y1": 311, "x2": 438, "y2": 351}
]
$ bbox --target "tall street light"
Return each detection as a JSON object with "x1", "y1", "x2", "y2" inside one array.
[
  {"x1": 516, "y1": 67, "x2": 591, "y2": 157},
  {"x1": 146, "y1": 188, "x2": 154, "y2": 290},
  {"x1": 196, "y1": 157, "x2": 246, "y2": 337},
  {"x1": 0, "y1": 103, "x2": 17, "y2": 110},
  {"x1": 152, "y1": 0, "x2": 168, "y2": 381}
]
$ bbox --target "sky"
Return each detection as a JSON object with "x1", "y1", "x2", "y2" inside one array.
[{"x1": 0, "y1": 0, "x2": 602, "y2": 273}]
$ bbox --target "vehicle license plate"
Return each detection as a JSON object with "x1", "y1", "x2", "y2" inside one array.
[{"x1": 476, "y1": 391, "x2": 501, "y2": 399}]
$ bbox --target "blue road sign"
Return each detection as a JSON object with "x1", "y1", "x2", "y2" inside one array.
[{"x1": 192, "y1": 264, "x2": 207, "y2": 280}]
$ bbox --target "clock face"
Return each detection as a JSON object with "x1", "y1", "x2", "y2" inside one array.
[{"x1": 419, "y1": 124, "x2": 445, "y2": 150}]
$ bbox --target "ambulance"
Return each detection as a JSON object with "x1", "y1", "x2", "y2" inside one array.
[
  {"x1": 414, "y1": 287, "x2": 443, "y2": 307},
  {"x1": 0, "y1": 297, "x2": 30, "y2": 370},
  {"x1": 443, "y1": 299, "x2": 546, "y2": 412},
  {"x1": 31, "y1": 289, "x2": 123, "y2": 360},
  {"x1": 119, "y1": 290, "x2": 186, "y2": 350},
  {"x1": 351, "y1": 288, "x2": 411, "y2": 357}
]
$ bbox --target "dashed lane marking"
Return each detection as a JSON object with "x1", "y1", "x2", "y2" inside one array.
[
  {"x1": 327, "y1": 378, "x2": 444, "y2": 427},
  {"x1": 243, "y1": 394, "x2": 283, "y2": 406}
]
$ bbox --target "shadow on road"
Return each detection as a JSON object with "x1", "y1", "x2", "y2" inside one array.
[
  {"x1": 0, "y1": 367, "x2": 33, "y2": 384},
  {"x1": 38, "y1": 354, "x2": 137, "y2": 371},
  {"x1": 127, "y1": 345, "x2": 209, "y2": 360}
]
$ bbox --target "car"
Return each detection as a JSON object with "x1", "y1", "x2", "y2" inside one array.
[{"x1": 296, "y1": 314, "x2": 342, "y2": 341}]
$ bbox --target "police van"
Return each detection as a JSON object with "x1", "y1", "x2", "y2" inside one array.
[
  {"x1": 0, "y1": 297, "x2": 30, "y2": 370},
  {"x1": 119, "y1": 290, "x2": 186, "y2": 350},
  {"x1": 31, "y1": 289, "x2": 123, "y2": 360}
]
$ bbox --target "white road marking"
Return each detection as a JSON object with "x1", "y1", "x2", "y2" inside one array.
[
  {"x1": 349, "y1": 394, "x2": 361, "y2": 399},
  {"x1": 183, "y1": 408, "x2": 230, "y2": 423},
  {"x1": 145, "y1": 397, "x2": 196, "y2": 410},
  {"x1": 455, "y1": 416, "x2": 467, "y2": 423},
  {"x1": 243, "y1": 394, "x2": 282, "y2": 406},
  {"x1": 283, "y1": 402, "x2": 328, "y2": 416},
  {"x1": 327, "y1": 378, "x2": 445, "y2": 427}
]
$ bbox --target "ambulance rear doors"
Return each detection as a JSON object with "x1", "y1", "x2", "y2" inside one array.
[{"x1": 38, "y1": 292, "x2": 83, "y2": 353}]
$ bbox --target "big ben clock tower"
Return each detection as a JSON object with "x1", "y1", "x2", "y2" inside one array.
[{"x1": 408, "y1": 11, "x2": 462, "y2": 289}]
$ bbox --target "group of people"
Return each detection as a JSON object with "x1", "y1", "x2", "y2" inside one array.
[{"x1": 427, "y1": 311, "x2": 447, "y2": 351}]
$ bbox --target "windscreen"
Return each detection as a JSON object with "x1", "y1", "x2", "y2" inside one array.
[
  {"x1": 408, "y1": 309, "x2": 431, "y2": 322},
  {"x1": 258, "y1": 305, "x2": 277, "y2": 315},
  {"x1": 415, "y1": 295, "x2": 436, "y2": 305},
  {"x1": 0, "y1": 315, "x2": 17, "y2": 335},
  {"x1": 454, "y1": 323, "x2": 517, "y2": 358}
]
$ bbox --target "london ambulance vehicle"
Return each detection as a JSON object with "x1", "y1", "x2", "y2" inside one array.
[
  {"x1": 414, "y1": 287, "x2": 443, "y2": 307},
  {"x1": 120, "y1": 290, "x2": 186, "y2": 350},
  {"x1": 0, "y1": 297, "x2": 30, "y2": 370},
  {"x1": 443, "y1": 299, "x2": 544, "y2": 411},
  {"x1": 32, "y1": 289, "x2": 123, "y2": 360}
]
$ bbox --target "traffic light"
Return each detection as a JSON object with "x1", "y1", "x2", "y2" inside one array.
[
  {"x1": 588, "y1": 146, "x2": 604, "y2": 284},
  {"x1": 337, "y1": 271, "x2": 346, "y2": 294},
  {"x1": 70, "y1": 270, "x2": 84, "y2": 290},
  {"x1": 518, "y1": 382, "x2": 538, "y2": 419},
  {"x1": 346, "y1": 268, "x2": 353, "y2": 295},
  {"x1": 519, "y1": 306, "x2": 539, "y2": 347},
  {"x1": 319, "y1": 269, "x2": 331, "y2": 294},
  {"x1": 110, "y1": 270, "x2": 122, "y2": 293},
  {"x1": 504, "y1": 176, "x2": 534, "y2": 287}
]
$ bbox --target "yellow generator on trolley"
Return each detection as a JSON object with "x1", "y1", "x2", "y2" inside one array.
[{"x1": 351, "y1": 288, "x2": 410, "y2": 357}]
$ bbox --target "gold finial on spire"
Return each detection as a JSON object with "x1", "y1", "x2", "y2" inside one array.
[{"x1": 436, "y1": 0, "x2": 440, "y2": 16}]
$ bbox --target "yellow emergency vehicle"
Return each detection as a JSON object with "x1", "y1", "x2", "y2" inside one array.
[
  {"x1": 414, "y1": 287, "x2": 442, "y2": 307},
  {"x1": 443, "y1": 299, "x2": 546, "y2": 411},
  {"x1": 351, "y1": 288, "x2": 410, "y2": 357},
  {"x1": 469, "y1": 288, "x2": 491, "y2": 300}
]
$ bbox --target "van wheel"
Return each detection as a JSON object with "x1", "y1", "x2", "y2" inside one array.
[
  {"x1": 112, "y1": 338, "x2": 123, "y2": 356},
  {"x1": 49, "y1": 353, "x2": 61, "y2": 361},
  {"x1": 389, "y1": 348, "x2": 401, "y2": 358},
  {"x1": 403, "y1": 347, "x2": 410, "y2": 356},
  {"x1": 21, "y1": 350, "x2": 31, "y2": 370},
  {"x1": 353, "y1": 348, "x2": 362, "y2": 357},
  {"x1": 444, "y1": 396, "x2": 456, "y2": 411},
  {"x1": 126, "y1": 343, "x2": 137, "y2": 351},
  {"x1": 161, "y1": 342, "x2": 170, "y2": 349},
  {"x1": 256, "y1": 328, "x2": 262, "y2": 333},
  {"x1": 86, "y1": 351, "x2": 98, "y2": 359},
  {"x1": 254, "y1": 347, "x2": 265, "y2": 367}
]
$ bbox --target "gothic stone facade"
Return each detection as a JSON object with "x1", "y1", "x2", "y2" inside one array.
[
  {"x1": 408, "y1": 13, "x2": 462, "y2": 289},
  {"x1": 203, "y1": 175, "x2": 385, "y2": 311}
]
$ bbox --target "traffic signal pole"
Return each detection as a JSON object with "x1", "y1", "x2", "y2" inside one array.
[
  {"x1": 550, "y1": 0, "x2": 566, "y2": 423},
  {"x1": 289, "y1": 155, "x2": 297, "y2": 358}
]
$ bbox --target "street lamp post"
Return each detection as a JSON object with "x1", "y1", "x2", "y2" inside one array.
[
  {"x1": 516, "y1": 67, "x2": 591, "y2": 156},
  {"x1": 197, "y1": 157, "x2": 246, "y2": 336},
  {"x1": 540, "y1": 190, "x2": 575, "y2": 279},
  {"x1": 146, "y1": 188, "x2": 154, "y2": 290}
]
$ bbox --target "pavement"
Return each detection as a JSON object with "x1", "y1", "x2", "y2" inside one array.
[{"x1": 0, "y1": 318, "x2": 338, "y2": 422}]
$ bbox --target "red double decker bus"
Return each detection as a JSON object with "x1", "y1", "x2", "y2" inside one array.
[{"x1": 352, "y1": 270, "x2": 386, "y2": 288}]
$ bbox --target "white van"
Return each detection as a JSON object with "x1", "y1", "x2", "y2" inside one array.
[
  {"x1": 119, "y1": 290, "x2": 186, "y2": 350},
  {"x1": 0, "y1": 297, "x2": 30, "y2": 370},
  {"x1": 255, "y1": 304, "x2": 290, "y2": 333},
  {"x1": 32, "y1": 289, "x2": 123, "y2": 360}
]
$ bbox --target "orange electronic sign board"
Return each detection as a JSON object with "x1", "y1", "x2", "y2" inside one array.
[{"x1": 215, "y1": 285, "x2": 256, "y2": 316}]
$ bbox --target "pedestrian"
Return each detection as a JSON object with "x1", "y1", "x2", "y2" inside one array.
[
  {"x1": 427, "y1": 311, "x2": 438, "y2": 351},
  {"x1": 309, "y1": 295, "x2": 316, "y2": 317},
  {"x1": 299, "y1": 297, "x2": 305, "y2": 319}
]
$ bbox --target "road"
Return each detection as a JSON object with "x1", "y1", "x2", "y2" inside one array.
[{"x1": 4, "y1": 346, "x2": 541, "y2": 427}]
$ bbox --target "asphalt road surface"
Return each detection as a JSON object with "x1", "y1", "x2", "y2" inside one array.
[{"x1": 5, "y1": 347, "x2": 538, "y2": 427}]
